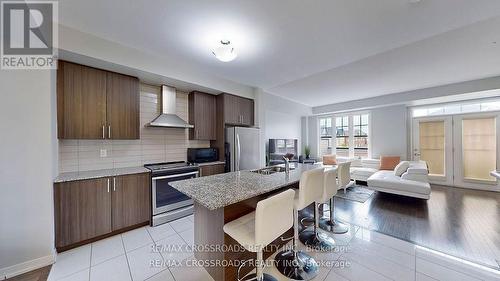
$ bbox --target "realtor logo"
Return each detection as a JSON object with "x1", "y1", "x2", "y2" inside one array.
[{"x1": 1, "y1": 1, "x2": 58, "y2": 69}]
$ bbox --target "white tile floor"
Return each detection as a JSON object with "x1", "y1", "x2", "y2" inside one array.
[{"x1": 48, "y1": 215, "x2": 500, "y2": 281}]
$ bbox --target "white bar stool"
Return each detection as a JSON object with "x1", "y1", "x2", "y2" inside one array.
[
  {"x1": 319, "y1": 167, "x2": 349, "y2": 234},
  {"x1": 297, "y1": 168, "x2": 337, "y2": 251},
  {"x1": 338, "y1": 161, "x2": 353, "y2": 194},
  {"x1": 275, "y1": 168, "x2": 325, "y2": 280},
  {"x1": 223, "y1": 189, "x2": 295, "y2": 281}
]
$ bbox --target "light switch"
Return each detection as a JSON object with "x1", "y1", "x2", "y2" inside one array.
[{"x1": 100, "y1": 149, "x2": 107, "y2": 158}]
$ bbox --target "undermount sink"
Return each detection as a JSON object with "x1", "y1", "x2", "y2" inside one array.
[{"x1": 251, "y1": 165, "x2": 295, "y2": 175}]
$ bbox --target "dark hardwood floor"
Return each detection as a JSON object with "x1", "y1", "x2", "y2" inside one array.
[
  {"x1": 332, "y1": 184, "x2": 500, "y2": 270},
  {"x1": 6, "y1": 265, "x2": 51, "y2": 281}
]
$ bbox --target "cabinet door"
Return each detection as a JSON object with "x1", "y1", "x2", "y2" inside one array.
[
  {"x1": 240, "y1": 98, "x2": 254, "y2": 126},
  {"x1": 111, "y1": 173, "x2": 150, "y2": 230},
  {"x1": 54, "y1": 178, "x2": 111, "y2": 248},
  {"x1": 200, "y1": 164, "x2": 225, "y2": 177},
  {"x1": 106, "y1": 72, "x2": 140, "y2": 139},
  {"x1": 189, "y1": 92, "x2": 216, "y2": 140},
  {"x1": 223, "y1": 94, "x2": 241, "y2": 125},
  {"x1": 57, "y1": 61, "x2": 107, "y2": 139}
]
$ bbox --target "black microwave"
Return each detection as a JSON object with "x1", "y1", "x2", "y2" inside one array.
[{"x1": 187, "y1": 148, "x2": 219, "y2": 163}]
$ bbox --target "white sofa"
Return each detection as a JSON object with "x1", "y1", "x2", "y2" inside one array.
[{"x1": 336, "y1": 157, "x2": 431, "y2": 199}]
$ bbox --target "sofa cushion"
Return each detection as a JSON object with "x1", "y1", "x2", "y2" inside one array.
[
  {"x1": 322, "y1": 155, "x2": 337, "y2": 165},
  {"x1": 351, "y1": 167, "x2": 378, "y2": 177},
  {"x1": 380, "y1": 156, "x2": 401, "y2": 170},
  {"x1": 407, "y1": 161, "x2": 429, "y2": 175},
  {"x1": 368, "y1": 171, "x2": 431, "y2": 195},
  {"x1": 361, "y1": 159, "x2": 381, "y2": 169},
  {"x1": 394, "y1": 161, "x2": 410, "y2": 176},
  {"x1": 337, "y1": 157, "x2": 362, "y2": 167}
]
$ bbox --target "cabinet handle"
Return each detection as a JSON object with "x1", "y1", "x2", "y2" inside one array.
[
  {"x1": 108, "y1": 125, "x2": 111, "y2": 139},
  {"x1": 102, "y1": 125, "x2": 105, "y2": 139},
  {"x1": 113, "y1": 177, "x2": 116, "y2": 191},
  {"x1": 107, "y1": 178, "x2": 110, "y2": 193}
]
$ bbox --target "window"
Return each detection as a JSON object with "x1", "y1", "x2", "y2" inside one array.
[
  {"x1": 319, "y1": 113, "x2": 370, "y2": 158},
  {"x1": 412, "y1": 98, "x2": 500, "y2": 117},
  {"x1": 319, "y1": 117, "x2": 333, "y2": 156},
  {"x1": 353, "y1": 114, "x2": 369, "y2": 158},
  {"x1": 335, "y1": 116, "x2": 349, "y2": 157}
]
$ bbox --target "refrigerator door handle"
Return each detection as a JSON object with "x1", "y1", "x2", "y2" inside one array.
[{"x1": 236, "y1": 133, "x2": 241, "y2": 171}]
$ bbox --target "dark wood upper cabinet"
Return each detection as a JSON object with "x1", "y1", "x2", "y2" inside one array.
[
  {"x1": 54, "y1": 178, "x2": 112, "y2": 248},
  {"x1": 57, "y1": 61, "x2": 107, "y2": 139},
  {"x1": 111, "y1": 173, "x2": 150, "y2": 230},
  {"x1": 106, "y1": 72, "x2": 140, "y2": 139},
  {"x1": 239, "y1": 97, "x2": 255, "y2": 126},
  {"x1": 222, "y1": 93, "x2": 254, "y2": 127},
  {"x1": 222, "y1": 94, "x2": 242, "y2": 125},
  {"x1": 189, "y1": 91, "x2": 217, "y2": 140},
  {"x1": 57, "y1": 60, "x2": 140, "y2": 140}
]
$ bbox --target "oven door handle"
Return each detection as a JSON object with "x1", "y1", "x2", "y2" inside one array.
[{"x1": 152, "y1": 171, "x2": 199, "y2": 180}]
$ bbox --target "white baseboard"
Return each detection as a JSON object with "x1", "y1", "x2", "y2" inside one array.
[{"x1": 1, "y1": 253, "x2": 55, "y2": 280}]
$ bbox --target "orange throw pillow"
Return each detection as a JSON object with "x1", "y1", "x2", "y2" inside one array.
[
  {"x1": 323, "y1": 155, "x2": 337, "y2": 165},
  {"x1": 380, "y1": 156, "x2": 401, "y2": 170}
]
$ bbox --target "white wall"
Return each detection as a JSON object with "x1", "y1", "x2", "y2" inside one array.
[
  {"x1": 255, "y1": 89, "x2": 312, "y2": 166},
  {"x1": 370, "y1": 105, "x2": 408, "y2": 160},
  {"x1": 0, "y1": 70, "x2": 56, "y2": 278}
]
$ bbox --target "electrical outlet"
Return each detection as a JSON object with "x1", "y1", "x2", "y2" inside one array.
[{"x1": 100, "y1": 149, "x2": 107, "y2": 158}]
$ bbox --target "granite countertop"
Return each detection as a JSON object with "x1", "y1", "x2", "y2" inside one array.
[
  {"x1": 490, "y1": 171, "x2": 500, "y2": 180},
  {"x1": 170, "y1": 163, "x2": 325, "y2": 210},
  {"x1": 196, "y1": 161, "x2": 226, "y2": 167},
  {"x1": 54, "y1": 166, "x2": 150, "y2": 183}
]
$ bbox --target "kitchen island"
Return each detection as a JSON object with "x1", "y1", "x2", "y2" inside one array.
[{"x1": 170, "y1": 163, "x2": 322, "y2": 281}]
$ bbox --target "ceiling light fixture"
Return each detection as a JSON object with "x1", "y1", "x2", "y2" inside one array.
[{"x1": 212, "y1": 40, "x2": 237, "y2": 62}]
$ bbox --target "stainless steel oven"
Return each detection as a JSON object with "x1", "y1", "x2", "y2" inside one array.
[{"x1": 145, "y1": 162, "x2": 199, "y2": 226}]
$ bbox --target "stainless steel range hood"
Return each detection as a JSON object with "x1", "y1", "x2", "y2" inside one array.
[{"x1": 148, "y1": 85, "x2": 194, "y2": 128}]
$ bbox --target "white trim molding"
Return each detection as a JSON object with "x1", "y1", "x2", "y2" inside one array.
[{"x1": 0, "y1": 252, "x2": 55, "y2": 280}]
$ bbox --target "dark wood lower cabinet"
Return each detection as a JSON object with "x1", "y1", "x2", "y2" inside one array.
[
  {"x1": 199, "y1": 163, "x2": 225, "y2": 177},
  {"x1": 54, "y1": 172, "x2": 150, "y2": 252},
  {"x1": 54, "y1": 178, "x2": 112, "y2": 249},
  {"x1": 112, "y1": 173, "x2": 150, "y2": 230}
]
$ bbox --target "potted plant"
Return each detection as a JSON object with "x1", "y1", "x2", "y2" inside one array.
[{"x1": 304, "y1": 145, "x2": 311, "y2": 159}]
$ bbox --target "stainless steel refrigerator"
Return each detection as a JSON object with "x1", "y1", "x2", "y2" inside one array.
[{"x1": 225, "y1": 127, "x2": 261, "y2": 171}]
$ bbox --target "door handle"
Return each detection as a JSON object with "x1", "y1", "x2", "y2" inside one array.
[
  {"x1": 236, "y1": 134, "x2": 241, "y2": 171},
  {"x1": 113, "y1": 177, "x2": 116, "y2": 191},
  {"x1": 107, "y1": 178, "x2": 110, "y2": 193}
]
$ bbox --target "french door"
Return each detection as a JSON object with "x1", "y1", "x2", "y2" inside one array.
[
  {"x1": 412, "y1": 116, "x2": 454, "y2": 185},
  {"x1": 413, "y1": 113, "x2": 499, "y2": 190},
  {"x1": 452, "y1": 113, "x2": 499, "y2": 189}
]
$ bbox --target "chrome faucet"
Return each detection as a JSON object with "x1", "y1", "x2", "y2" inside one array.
[{"x1": 283, "y1": 156, "x2": 290, "y2": 175}]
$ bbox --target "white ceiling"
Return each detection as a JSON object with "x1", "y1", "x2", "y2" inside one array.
[{"x1": 59, "y1": 0, "x2": 500, "y2": 107}]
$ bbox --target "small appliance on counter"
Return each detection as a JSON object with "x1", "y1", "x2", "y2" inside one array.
[
  {"x1": 187, "y1": 147, "x2": 219, "y2": 163},
  {"x1": 144, "y1": 161, "x2": 199, "y2": 226}
]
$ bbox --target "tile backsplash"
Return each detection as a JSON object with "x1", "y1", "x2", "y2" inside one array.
[{"x1": 58, "y1": 83, "x2": 210, "y2": 173}]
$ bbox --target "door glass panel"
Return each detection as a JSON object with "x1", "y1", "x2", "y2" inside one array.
[
  {"x1": 419, "y1": 121, "x2": 445, "y2": 176},
  {"x1": 462, "y1": 118, "x2": 496, "y2": 181}
]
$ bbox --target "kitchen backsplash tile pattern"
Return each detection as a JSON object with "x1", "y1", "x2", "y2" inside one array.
[{"x1": 58, "y1": 84, "x2": 210, "y2": 173}]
